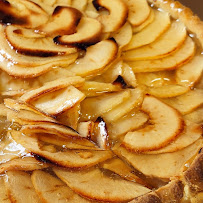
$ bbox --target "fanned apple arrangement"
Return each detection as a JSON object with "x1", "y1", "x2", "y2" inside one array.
[{"x1": 0, "y1": 0, "x2": 202, "y2": 202}]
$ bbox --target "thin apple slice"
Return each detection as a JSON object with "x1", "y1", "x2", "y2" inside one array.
[
  {"x1": 80, "y1": 90, "x2": 131, "y2": 121},
  {"x1": 38, "y1": 6, "x2": 82, "y2": 36},
  {"x1": 123, "y1": 95, "x2": 184, "y2": 152},
  {"x1": 54, "y1": 167, "x2": 151, "y2": 202},
  {"x1": 71, "y1": 0, "x2": 87, "y2": 11},
  {"x1": 5, "y1": 25, "x2": 77, "y2": 57},
  {"x1": 163, "y1": 89, "x2": 203, "y2": 115},
  {"x1": 0, "y1": 177, "x2": 10, "y2": 203},
  {"x1": 108, "y1": 111, "x2": 148, "y2": 140},
  {"x1": 55, "y1": 17, "x2": 102, "y2": 48},
  {"x1": 132, "y1": 9, "x2": 155, "y2": 33},
  {"x1": 20, "y1": 122, "x2": 79, "y2": 139},
  {"x1": 114, "y1": 139, "x2": 202, "y2": 179},
  {"x1": 85, "y1": 0, "x2": 99, "y2": 18},
  {"x1": 68, "y1": 39, "x2": 118, "y2": 77},
  {"x1": 184, "y1": 107, "x2": 203, "y2": 124},
  {"x1": 145, "y1": 121, "x2": 202, "y2": 154},
  {"x1": 11, "y1": 131, "x2": 113, "y2": 169},
  {"x1": 127, "y1": 37, "x2": 195, "y2": 72},
  {"x1": 124, "y1": 10, "x2": 170, "y2": 50},
  {"x1": 32, "y1": 170, "x2": 90, "y2": 203},
  {"x1": 103, "y1": 88, "x2": 144, "y2": 122},
  {"x1": 77, "y1": 121, "x2": 94, "y2": 138},
  {"x1": 32, "y1": 86, "x2": 85, "y2": 116},
  {"x1": 100, "y1": 158, "x2": 147, "y2": 186},
  {"x1": 123, "y1": 21, "x2": 187, "y2": 60},
  {"x1": 93, "y1": 0, "x2": 128, "y2": 32},
  {"x1": 176, "y1": 55, "x2": 203, "y2": 87},
  {"x1": 20, "y1": 76, "x2": 84, "y2": 102},
  {"x1": 38, "y1": 134, "x2": 99, "y2": 150},
  {"x1": 4, "y1": 171, "x2": 41, "y2": 203},
  {"x1": 146, "y1": 85, "x2": 190, "y2": 98},
  {"x1": 155, "y1": 180, "x2": 184, "y2": 203},
  {"x1": 0, "y1": 157, "x2": 49, "y2": 174},
  {"x1": 111, "y1": 22, "x2": 133, "y2": 48},
  {"x1": 123, "y1": 0, "x2": 150, "y2": 26}
]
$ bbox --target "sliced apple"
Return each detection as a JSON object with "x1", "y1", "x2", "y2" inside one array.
[
  {"x1": 123, "y1": 21, "x2": 187, "y2": 60},
  {"x1": 32, "y1": 86, "x2": 85, "y2": 116},
  {"x1": 100, "y1": 158, "x2": 147, "y2": 186},
  {"x1": 145, "y1": 122, "x2": 202, "y2": 154},
  {"x1": 123, "y1": 0, "x2": 150, "y2": 26},
  {"x1": 111, "y1": 22, "x2": 133, "y2": 48},
  {"x1": 127, "y1": 37, "x2": 195, "y2": 72},
  {"x1": 5, "y1": 25, "x2": 77, "y2": 57},
  {"x1": 114, "y1": 139, "x2": 202, "y2": 179},
  {"x1": 20, "y1": 76, "x2": 85, "y2": 102},
  {"x1": 68, "y1": 39, "x2": 118, "y2": 77},
  {"x1": 80, "y1": 90, "x2": 131, "y2": 121},
  {"x1": 20, "y1": 122, "x2": 79, "y2": 139},
  {"x1": 163, "y1": 89, "x2": 203, "y2": 115},
  {"x1": 71, "y1": 0, "x2": 87, "y2": 11},
  {"x1": 132, "y1": 9, "x2": 155, "y2": 33},
  {"x1": 4, "y1": 171, "x2": 41, "y2": 203},
  {"x1": 32, "y1": 170, "x2": 89, "y2": 203},
  {"x1": 0, "y1": 177, "x2": 9, "y2": 203},
  {"x1": 184, "y1": 107, "x2": 203, "y2": 124},
  {"x1": 123, "y1": 95, "x2": 184, "y2": 152},
  {"x1": 0, "y1": 157, "x2": 49, "y2": 174},
  {"x1": 155, "y1": 180, "x2": 184, "y2": 202},
  {"x1": 108, "y1": 111, "x2": 148, "y2": 140},
  {"x1": 38, "y1": 6, "x2": 82, "y2": 36},
  {"x1": 124, "y1": 10, "x2": 170, "y2": 50},
  {"x1": 55, "y1": 17, "x2": 102, "y2": 48},
  {"x1": 146, "y1": 85, "x2": 190, "y2": 98},
  {"x1": 176, "y1": 55, "x2": 203, "y2": 87},
  {"x1": 129, "y1": 192, "x2": 161, "y2": 203},
  {"x1": 103, "y1": 88, "x2": 144, "y2": 122},
  {"x1": 77, "y1": 121, "x2": 94, "y2": 138},
  {"x1": 93, "y1": 0, "x2": 128, "y2": 32},
  {"x1": 85, "y1": 0, "x2": 99, "y2": 18},
  {"x1": 54, "y1": 167, "x2": 150, "y2": 202},
  {"x1": 0, "y1": 0, "x2": 48, "y2": 28},
  {"x1": 11, "y1": 131, "x2": 113, "y2": 169}
]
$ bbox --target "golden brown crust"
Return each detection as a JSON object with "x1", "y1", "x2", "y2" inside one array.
[
  {"x1": 147, "y1": 0, "x2": 203, "y2": 48},
  {"x1": 184, "y1": 150, "x2": 203, "y2": 193}
]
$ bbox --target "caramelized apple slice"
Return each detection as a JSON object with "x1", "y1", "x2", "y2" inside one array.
[
  {"x1": 108, "y1": 111, "x2": 148, "y2": 140},
  {"x1": 176, "y1": 55, "x2": 203, "y2": 87},
  {"x1": 132, "y1": 9, "x2": 155, "y2": 33},
  {"x1": 100, "y1": 158, "x2": 147, "y2": 186},
  {"x1": 11, "y1": 131, "x2": 112, "y2": 169},
  {"x1": 68, "y1": 39, "x2": 118, "y2": 77},
  {"x1": 163, "y1": 89, "x2": 203, "y2": 115},
  {"x1": 20, "y1": 122, "x2": 79, "y2": 139},
  {"x1": 77, "y1": 121, "x2": 94, "y2": 138},
  {"x1": 5, "y1": 25, "x2": 77, "y2": 57},
  {"x1": 123, "y1": 96, "x2": 184, "y2": 152},
  {"x1": 123, "y1": 0, "x2": 150, "y2": 26},
  {"x1": 4, "y1": 171, "x2": 41, "y2": 203},
  {"x1": 145, "y1": 122, "x2": 202, "y2": 154},
  {"x1": 54, "y1": 167, "x2": 150, "y2": 202},
  {"x1": 114, "y1": 139, "x2": 202, "y2": 179},
  {"x1": 32, "y1": 86, "x2": 85, "y2": 116},
  {"x1": 130, "y1": 192, "x2": 161, "y2": 203},
  {"x1": 123, "y1": 21, "x2": 187, "y2": 60},
  {"x1": 0, "y1": 177, "x2": 9, "y2": 203},
  {"x1": 103, "y1": 88, "x2": 144, "y2": 122},
  {"x1": 0, "y1": 157, "x2": 49, "y2": 174},
  {"x1": 80, "y1": 90, "x2": 131, "y2": 121},
  {"x1": 20, "y1": 76, "x2": 85, "y2": 102},
  {"x1": 184, "y1": 107, "x2": 203, "y2": 124},
  {"x1": 124, "y1": 10, "x2": 170, "y2": 50},
  {"x1": 93, "y1": 0, "x2": 128, "y2": 32},
  {"x1": 146, "y1": 85, "x2": 189, "y2": 98},
  {"x1": 39, "y1": 6, "x2": 82, "y2": 36},
  {"x1": 128, "y1": 37, "x2": 195, "y2": 72},
  {"x1": 55, "y1": 17, "x2": 102, "y2": 48},
  {"x1": 32, "y1": 170, "x2": 89, "y2": 203},
  {"x1": 71, "y1": 0, "x2": 87, "y2": 11}
]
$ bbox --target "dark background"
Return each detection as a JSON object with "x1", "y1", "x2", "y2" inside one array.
[{"x1": 179, "y1": 0, "x2": 203, "y2": 20}]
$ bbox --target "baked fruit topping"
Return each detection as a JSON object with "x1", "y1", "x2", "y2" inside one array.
[{"x1": 0, "y1": 0, "x2": 202, "y2": 202}]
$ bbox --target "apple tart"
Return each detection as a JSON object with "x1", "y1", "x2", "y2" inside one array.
[{"x1": 0, "y1": 0, "x2": 202, "y2": 202}]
